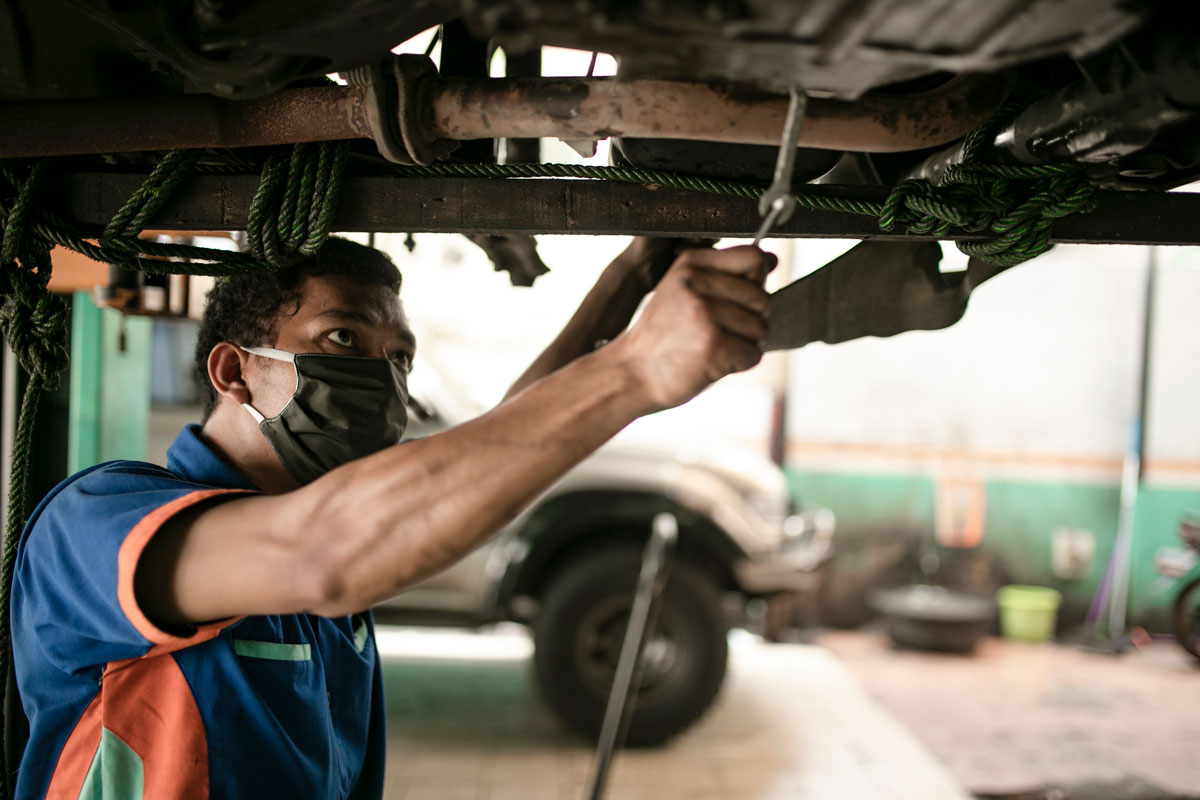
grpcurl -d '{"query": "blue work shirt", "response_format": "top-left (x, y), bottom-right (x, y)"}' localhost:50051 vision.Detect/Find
top-left (11, 424), bottom-right (387, 799)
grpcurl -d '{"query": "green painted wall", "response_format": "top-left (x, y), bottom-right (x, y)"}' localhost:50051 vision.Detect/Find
top-left (1129, 488), bottom-right (1200, 628)
top-left (787, 468), bottom-right (1199, 632)
top-left (68, 292), bottom-right (151, 472)
top-left (979, 481), bottom-right (1120, 602)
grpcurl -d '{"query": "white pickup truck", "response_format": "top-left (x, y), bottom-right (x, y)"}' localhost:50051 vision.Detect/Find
top-left (375, 368), bottom-right (834, 745)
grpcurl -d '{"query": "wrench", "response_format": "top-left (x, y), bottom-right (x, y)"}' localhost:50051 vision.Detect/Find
top-left (753, 87), bottom-right (809, 247)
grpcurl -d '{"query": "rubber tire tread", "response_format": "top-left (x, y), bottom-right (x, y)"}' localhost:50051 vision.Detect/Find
top-left (533, 547), bottom-right (728, 747)
top-left (1173, 575), bottom-right (1200, 661)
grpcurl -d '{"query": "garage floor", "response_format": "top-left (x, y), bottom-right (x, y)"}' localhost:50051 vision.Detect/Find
top-left (376, 628), bottom-right (970, 800)
top-left (820, 631), bottom-right (1200, 799)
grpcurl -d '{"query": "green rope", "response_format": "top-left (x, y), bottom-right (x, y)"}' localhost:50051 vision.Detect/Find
top-left (247, 141), bottom-right (349, 269)
top-left (0, 144), bottom-right (350, 279)
top-left (0, 161), bottom-right (69, 796)
top-left (388, 148), bottom-right (1095, 268)
top-left (391, 161), bottom-right (889, 218)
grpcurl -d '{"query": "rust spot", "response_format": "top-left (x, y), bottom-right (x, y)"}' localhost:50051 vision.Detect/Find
top-left (709, 81), bottom-right (788, 106)
top-left (871, 106), bottom-right (901, 134)
top-left (521, 82), bottom-right (590, 121)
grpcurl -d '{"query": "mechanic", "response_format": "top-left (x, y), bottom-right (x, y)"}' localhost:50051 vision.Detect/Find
top-left (10, 235), bottom-right (772, 799)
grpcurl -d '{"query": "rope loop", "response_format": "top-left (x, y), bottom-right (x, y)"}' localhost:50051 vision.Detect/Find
top-left (0, 262), bottom-right (69, 387)
top-left (101, 149), bottom-right (202, 252)
top-left (879, 152), bottom-right (1096, 266)
top-left (1, 162), bottom-right (48, 266)
top-left (0, 163), bottom-right (69, 390)
top-left (248, 141), bottom-right (349, 269)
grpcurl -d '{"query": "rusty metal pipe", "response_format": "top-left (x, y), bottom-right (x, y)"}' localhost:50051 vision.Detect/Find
top-left (430, 74), bottom-right (1010, 153)
top-left (0, 74), bottom-right (1006, 159)
top-left (0, 86), bottom-right (373, 158)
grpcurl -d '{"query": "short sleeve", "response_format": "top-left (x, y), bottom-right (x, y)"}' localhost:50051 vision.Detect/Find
top-left (13, 461), bottom-right (251, 673)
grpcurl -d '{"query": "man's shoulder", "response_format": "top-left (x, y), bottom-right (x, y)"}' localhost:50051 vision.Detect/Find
top-left (39, 459), bottom-right (192, 507)
top-left (23, 459), bottom-right (209, 543)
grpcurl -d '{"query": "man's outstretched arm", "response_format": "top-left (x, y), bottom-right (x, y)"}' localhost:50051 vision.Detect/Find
top-left (137, 246), bottom-right (771, 625)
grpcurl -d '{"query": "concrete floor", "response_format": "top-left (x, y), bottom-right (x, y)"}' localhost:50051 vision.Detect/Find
top-left (376, 627), bottom-right (970, 800)
top-left (820, 631), bottom-right (1200, 799)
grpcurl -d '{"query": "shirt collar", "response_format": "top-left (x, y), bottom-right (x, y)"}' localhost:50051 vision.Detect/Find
top-left (166, 424), bottom-right (260, 491)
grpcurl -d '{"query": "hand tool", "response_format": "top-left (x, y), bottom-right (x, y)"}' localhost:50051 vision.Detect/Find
top-left (752, 87), bottom-right (808, 247)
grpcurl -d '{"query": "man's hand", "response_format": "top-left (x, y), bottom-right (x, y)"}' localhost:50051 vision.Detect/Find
top-left (611, 245), bottom-right (773, 412)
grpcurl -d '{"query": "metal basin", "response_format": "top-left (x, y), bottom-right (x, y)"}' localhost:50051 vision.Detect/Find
top-left (870, 584), bottom-right (996, 653)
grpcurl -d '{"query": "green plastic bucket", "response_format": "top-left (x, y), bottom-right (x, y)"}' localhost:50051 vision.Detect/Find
top-left (996, 585), bottom-right (1061, 642)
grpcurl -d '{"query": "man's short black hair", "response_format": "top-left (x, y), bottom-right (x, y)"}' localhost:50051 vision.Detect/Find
top-left (194, 237), bottom-right (402, 418)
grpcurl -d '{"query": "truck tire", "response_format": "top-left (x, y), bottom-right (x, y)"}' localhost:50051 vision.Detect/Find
top-left (532, 546), bottom-right (728, 746)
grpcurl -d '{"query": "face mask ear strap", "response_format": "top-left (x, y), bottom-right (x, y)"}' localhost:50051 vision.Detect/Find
top-left (241, 345), bottom-right (297, 364)
top-left (242, 403), bottom-right (266, 424)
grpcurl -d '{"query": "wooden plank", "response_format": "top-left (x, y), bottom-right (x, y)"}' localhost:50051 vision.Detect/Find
top-left (49, 173), bottom-right (1200, 246)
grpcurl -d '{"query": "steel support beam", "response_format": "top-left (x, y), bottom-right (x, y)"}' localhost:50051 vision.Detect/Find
top-left (47, 173), bottom-right (1200, 246)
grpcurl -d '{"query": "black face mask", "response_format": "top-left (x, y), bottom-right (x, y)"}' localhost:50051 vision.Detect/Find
top-left (241, 346), bottom-right (409, 486)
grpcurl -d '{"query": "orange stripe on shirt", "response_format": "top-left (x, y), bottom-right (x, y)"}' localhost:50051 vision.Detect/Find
top-left (116, 488), bottom-right (251, 656)
top-left (44, 696), bottom-right (101, 799)
top-left (46, 655), bottom-right (211, 799)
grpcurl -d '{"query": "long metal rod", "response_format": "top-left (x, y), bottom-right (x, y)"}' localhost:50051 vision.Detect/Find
top-left (0, 86), bottom-right (374, 158)
top-left (1106, 245), bottom-right (1158, 638)
top-left (588, 513), bottom-right (677, 800)
top-left (46, 173), bottom-right (1200, 245)
top-left (0, 74), bottom-right (1006, 159)
top-left (430, 74), bottom-right (1006, 153)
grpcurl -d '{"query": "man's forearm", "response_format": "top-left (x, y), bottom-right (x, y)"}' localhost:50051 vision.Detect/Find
top-left (155, 343), bottom-right (650, 622)
top-left (142, 245), bottom-right (768, 628)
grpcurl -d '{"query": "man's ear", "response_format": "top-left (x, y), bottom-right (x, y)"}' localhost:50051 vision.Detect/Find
top-left (207, 343), bottom-right (250, 405)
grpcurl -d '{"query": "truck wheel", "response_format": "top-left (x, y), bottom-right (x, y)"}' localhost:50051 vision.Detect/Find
top-left (1173, 576), bottom-right (1200, 661)
top-left (532, 546), bottom-right (728, 746)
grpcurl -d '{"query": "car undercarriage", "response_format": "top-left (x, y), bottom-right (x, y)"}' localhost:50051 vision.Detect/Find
top-left (2, 0), bottom-right (1197, 349)
top-left (3, 1), bottom-right (1198, 202)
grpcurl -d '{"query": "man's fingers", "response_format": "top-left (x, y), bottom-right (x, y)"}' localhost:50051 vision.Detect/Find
top-left (681, 245), bottom-right (774, 281)
top-left (704, 298), bottom-right (769, 345)
top-left (686, 269), bottom-right (770, 315)
top-left (711, 336), bottom-right (764, 378)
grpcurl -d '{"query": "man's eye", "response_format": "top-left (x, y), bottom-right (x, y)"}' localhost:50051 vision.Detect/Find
top-left (327, 329), bottom-right (356, 347)
top-left (391, 352), bottom-right (413, 371)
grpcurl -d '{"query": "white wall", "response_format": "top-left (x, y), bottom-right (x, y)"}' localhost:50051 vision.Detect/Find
top-left (785, 241), bottom-right (1200, 479)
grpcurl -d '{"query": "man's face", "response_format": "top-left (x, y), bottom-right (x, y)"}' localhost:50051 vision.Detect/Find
top-left (244, 273), bottom-right (415, 419)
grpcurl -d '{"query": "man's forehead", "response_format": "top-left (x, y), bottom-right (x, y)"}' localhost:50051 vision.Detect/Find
top-left (289, 274), bottom-right (412, 340)
top-left (297, 275), bottom-right (402, 317)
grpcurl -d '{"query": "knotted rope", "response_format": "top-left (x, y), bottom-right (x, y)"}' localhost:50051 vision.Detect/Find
top-left (247, 141), bottom-right (349, 269)
top-left (0, 161), bottom-right (70, 797)
top-left (878, 103), bottom-right (1096, 266)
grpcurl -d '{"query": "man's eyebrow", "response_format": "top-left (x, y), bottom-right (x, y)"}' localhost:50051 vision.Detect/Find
top-left (316, 307), bottom-right (416, 349)
top-left (316, 308), bottom-right (377, 326)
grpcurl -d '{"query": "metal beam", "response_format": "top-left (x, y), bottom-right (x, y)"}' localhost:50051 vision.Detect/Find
top-left (49, 173), bottom-right (1200, 245)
